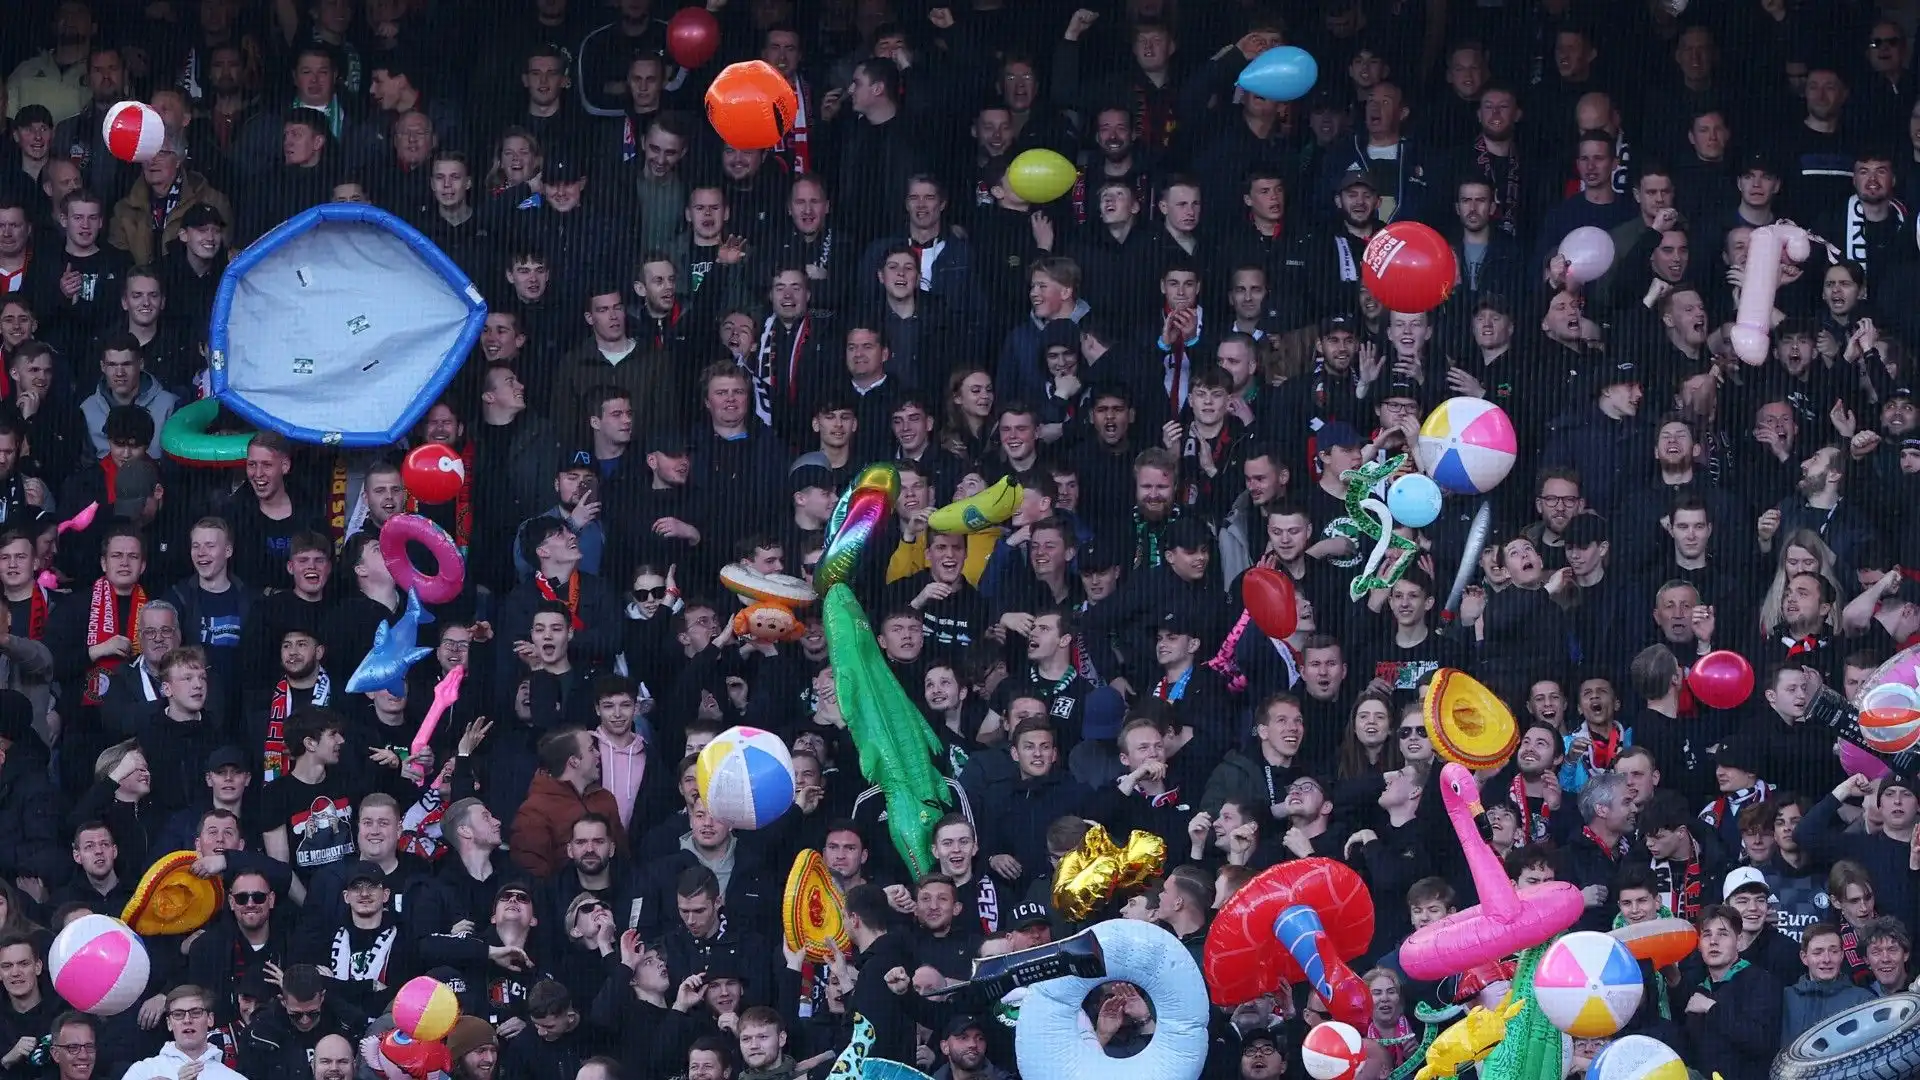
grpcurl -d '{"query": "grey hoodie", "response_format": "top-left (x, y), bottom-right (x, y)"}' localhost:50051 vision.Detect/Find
top-left (1781, 974), bottom-right (1873, 1046)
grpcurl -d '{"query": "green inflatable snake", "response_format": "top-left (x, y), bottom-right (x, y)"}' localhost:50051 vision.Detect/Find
top-left (823, 582), bottom-right (949, 879)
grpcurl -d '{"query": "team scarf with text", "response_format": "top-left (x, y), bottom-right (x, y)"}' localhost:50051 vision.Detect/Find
top-left (82, 577), bottom-right (144, 705)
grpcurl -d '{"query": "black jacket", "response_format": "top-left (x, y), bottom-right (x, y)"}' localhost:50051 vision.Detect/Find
top-left (1682, 961), bottom-right (1782, 1080)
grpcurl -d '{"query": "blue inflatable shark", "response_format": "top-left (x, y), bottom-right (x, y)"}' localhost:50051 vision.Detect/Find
top-left (346, 587), bottom-right (434, 696)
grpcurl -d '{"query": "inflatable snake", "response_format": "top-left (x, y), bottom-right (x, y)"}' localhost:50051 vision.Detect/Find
top-left (823, 582), bottom-right (949, 879)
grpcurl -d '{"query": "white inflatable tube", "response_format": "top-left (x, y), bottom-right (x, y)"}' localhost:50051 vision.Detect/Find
top-left (1730, 224), bottom-right (1810, 365)
top-left (1014, 920), bottom-right (1210, 1080)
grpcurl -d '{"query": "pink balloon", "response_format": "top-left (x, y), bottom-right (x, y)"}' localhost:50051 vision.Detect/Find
top-left (1558, 226), bottom-right (1616, 285)
top-left (1839, 741), bottom-right (1891, 781)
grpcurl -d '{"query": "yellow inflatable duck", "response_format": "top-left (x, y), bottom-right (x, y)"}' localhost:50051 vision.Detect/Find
top-left (1414, 997), bottom-right (1524, 1080)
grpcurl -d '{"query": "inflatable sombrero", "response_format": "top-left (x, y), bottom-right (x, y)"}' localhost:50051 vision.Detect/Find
top-left (1422, 668), bottom-right (1519, 769)
top-left (123, 850), bottom-right (224, 936)
top-left (783, 849), bottom-right (850, 961)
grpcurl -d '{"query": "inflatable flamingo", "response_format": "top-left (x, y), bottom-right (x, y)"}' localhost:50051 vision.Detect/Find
top-left (1400, 763), bottom-right (1584, 980)
top-left (1729, 223), bottom-right (1811, 365)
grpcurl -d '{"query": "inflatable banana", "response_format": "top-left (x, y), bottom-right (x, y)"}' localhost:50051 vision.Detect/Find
top-left (929, 477), bottom-right (1022, 534)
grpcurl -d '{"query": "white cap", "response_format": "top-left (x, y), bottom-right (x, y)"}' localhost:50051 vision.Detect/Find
top-left (1723, 866), bottom-right (1769, 900)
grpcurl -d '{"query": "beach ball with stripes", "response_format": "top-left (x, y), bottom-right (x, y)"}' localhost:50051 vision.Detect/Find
top-left (1300, 1020), bottom-right (1365, 1080)
top-left (1586, 1034), bottom-right (1688, 1080)
top-left (1860, 682), bottom-right (1920, 753)
top-left (1533, 931), bottom-right (1643, 1038)
top-left (49, 914), bottom-right (149, 1016)
top-left (1417, 397), bottom-right (1517, 495)
top-left (103, 101), bottom-right (167, 163)
top-left (696, 726), bottom-right (796, 829)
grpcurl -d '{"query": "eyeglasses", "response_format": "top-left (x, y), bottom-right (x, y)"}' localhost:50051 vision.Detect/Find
top-left (441, 639), bottom-right (473, 652)
top-left (1398, 726), bottom-right (1428, 738)
top-left (1872, 36), bottom-right (1904, 47)
top-left (1242, 1044), bottom-right (1279, 1058)
top-left (1537, 495), bottom-right (1582, 507)
top-left (52, 1044), bottom-right (95, 1055)
top-left (167, 1007), bottom-right (209, 1021)
top-left (231, 891), bottom-right (271, 906)
top-left (635, 586), bottom-right (668, 600)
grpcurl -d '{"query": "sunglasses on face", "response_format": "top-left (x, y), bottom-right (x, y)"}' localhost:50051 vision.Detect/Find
top-left (635, 585), bottom-right (668, 600)
top-left (1398, 726), bottom-right (1428, 738)
top-left (231, 891), bottom-right (271, 906)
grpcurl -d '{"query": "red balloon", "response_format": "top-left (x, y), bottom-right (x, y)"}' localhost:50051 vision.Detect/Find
top-left (1242, 568), bottom-right (1298, 641)
top-left (1689, 649), bottom-right (1755, 710)
top-left (1360, 221), bottom-right (1459, 314)
top-left (402, 444), bottom-right (465, 505)
top-left (380, 1030), bottom-right (451, 1080)
top-left (667, 7), bottom-right (721, 69)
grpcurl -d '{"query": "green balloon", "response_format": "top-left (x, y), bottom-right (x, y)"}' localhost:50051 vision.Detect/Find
top-left (1007, 149), bottom-right (1076, 205)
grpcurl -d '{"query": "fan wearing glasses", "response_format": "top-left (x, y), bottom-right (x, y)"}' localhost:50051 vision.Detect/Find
top-left (234, 963), bottom-right (367, 1080)
top-left (122, 985), bottom-right (246, 1080)
top-left (185, 871), bottom-right (287, 1025)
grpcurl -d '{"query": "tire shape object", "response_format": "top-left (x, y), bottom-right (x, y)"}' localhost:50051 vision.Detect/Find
top-left (1015, 919), bottom-right (1209, 1080)
top-left (1772, 993), bottom-right (1920, 1080)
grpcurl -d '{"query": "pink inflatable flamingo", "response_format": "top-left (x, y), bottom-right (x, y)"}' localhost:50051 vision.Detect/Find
top-left (1400, 763), bottom-right (1584, 980)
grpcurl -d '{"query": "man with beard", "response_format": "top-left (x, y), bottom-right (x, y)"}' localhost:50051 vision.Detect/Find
top-left (447, 1015), bottom-right (500, 1080)
top-left (1762, 445), bottom-right (1878, 577)
top-left (1756, 572), bottom-right (1841, 683)
top-left (310, 1034), bottom-right (354, 1080)
top-left (1815, 151), bottom-right (1913, 275)
top-left (547, 814), bottom-right (644, 933)
top-left (188, 871), bottom-right (289, 1024)
top-left (908, 876), bottom-right (979, 981)
top-left (239, 627), bottom-right (330, 786)
top-left (1298, 168), bottom-right (1384, 319)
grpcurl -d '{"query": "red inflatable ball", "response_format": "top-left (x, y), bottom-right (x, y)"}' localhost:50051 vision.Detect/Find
top-left (705, 60), bottom-right (799, 151)
top-left (402, 443), bottom-right (466, 505)
top-left (1689, 650), bottom-right (1755, 710)
top-left (1205, 858), bottom-right (1374, 1027)
top-left (1242, 568), bottom-right (1298, 641)
top-left (667, 7), bottom-right (721, 69)
top-left (1360, 221), bottom-right (1459, 314)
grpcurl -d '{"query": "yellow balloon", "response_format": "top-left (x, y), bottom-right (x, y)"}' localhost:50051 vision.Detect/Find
top-left (1007, 149), bottom-right (1076, 205)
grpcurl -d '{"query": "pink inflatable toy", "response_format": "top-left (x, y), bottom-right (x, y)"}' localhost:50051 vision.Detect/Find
top-left (380, 513), bottom-right (465, 604)
top-left (1400, 763), bottom-right (1584, 980)
top-left (1729, 224), bottom-right (1811, 365)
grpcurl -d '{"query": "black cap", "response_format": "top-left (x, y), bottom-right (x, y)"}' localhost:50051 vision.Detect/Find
top-left (1338, 166), bottom-right (1377, 192)
top-left (1159, 610), bottom-right (1201, 638)
top-left (1078, 536), bottom-right (1120, 573)
top-left (1378, 378), bottom-right (1422, 404)
top-left (943, 1014), bottom-right (988, 1039)
top-left (1737, 150), bottom-right (1778, 177)
top-left (1307, 87), bottom-right (1344, 114)
top-left (494, 877), bottom-right (536, 902)
top-left (703, 952), bottom-right (747, 982)
top-left (645, 429), bottom-right (694, 457)
top-left (1561, 514), bottom-right (1610, 548)
top-left (344, 861), bottom-right (386, 887)
top-left (1319, 313), bottom-right (1359, 336)
top-left (1040, 318), bottom-right (1080, 352)
top-left (180, 203), bottom-right (227, 230)
top-left (204, 745), bottom-right (249, 772)
top-left (1712, 736), bottom-right (1762, 776)
top-left (1592, 358), bottom-right (1641, 394)
top-left (789, 463), bottom-right (835, 496)
top-left (545, 153), bottom-right (587, 184)
top-left (559, 449), bottom-right (594, 473)
top-left (1007, 901), bottom-right (1049, 928)
top-left (11, 105), bottom-right (52, 129)
top-left (1886, 385), bottom-right (1916, 403)
top-left (1884, 772), bottom-right (1917, 798)
top-left (1165, 516), bottom-right (1212, 552)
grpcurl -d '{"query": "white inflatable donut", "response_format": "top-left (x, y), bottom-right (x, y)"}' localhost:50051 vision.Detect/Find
top-left (1014, 920), bottom-right (1210, 1080)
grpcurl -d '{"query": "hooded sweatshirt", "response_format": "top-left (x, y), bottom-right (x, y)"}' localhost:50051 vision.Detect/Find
top-left (124, 1041), bottom-right (248, 1080)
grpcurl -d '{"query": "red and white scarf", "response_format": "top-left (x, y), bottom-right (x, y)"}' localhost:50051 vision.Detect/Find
top-left (536, 572), bottom-right (584, 630)
top-left (264, 670), bottom-right (330, 783)
top-left (776, 76), bottom-right (812, 174)
top-left (82, 576), bottom-right (145, 705)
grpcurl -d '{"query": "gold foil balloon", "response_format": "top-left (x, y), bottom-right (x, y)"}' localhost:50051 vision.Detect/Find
top-left (1050, 825), bottom-right (1167, 920)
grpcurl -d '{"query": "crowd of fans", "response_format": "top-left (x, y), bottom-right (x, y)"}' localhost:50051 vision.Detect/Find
top-left (3, 0), bottom-right (1920, 1077)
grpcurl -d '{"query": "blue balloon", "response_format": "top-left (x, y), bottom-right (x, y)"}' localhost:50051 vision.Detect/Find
top-left (346, 588), bottom-right (434, 696)
top-left (1236, 46), bottom-right (1318, 103)
top-left (1387, 473), bottom-right (1443, 529)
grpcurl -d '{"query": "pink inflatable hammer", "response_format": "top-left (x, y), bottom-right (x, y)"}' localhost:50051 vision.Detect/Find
top-left (1730, 224), bottom-right (1811, 365)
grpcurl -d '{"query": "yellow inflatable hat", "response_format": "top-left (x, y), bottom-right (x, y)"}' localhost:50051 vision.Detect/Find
top-left (1423, 668), bottom-right (1519, 769)
top-left (123, 851), bottom-right (224, 936)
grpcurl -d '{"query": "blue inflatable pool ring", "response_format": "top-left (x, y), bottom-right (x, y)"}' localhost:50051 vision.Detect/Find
top-left (209, 203), bottom-right (486, 447)
top-left (1014, 920), bottom-right (1209, 1080)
